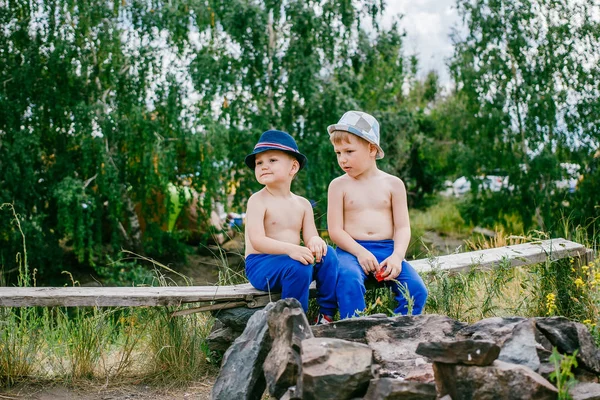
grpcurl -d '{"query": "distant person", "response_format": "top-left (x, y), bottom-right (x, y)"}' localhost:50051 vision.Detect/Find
top-left (326, 111), bottom-right (428, 319)
top-left (244, 130), bottom-right (338, 324)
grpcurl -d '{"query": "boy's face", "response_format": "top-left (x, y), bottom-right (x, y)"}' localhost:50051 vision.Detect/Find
top-left (333, 134), bottom-right (377, 176)
top-left (254, 150), bottom-right (299, 185)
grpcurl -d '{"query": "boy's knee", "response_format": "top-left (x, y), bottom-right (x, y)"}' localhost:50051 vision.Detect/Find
top-left (285, 263), bottom-right (312, 283)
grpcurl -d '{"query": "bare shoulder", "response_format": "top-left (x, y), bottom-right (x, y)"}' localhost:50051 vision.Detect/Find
top-left (328, 174), bottom-right (351, 191)
top-left (291, 193), bottom-right (312, 214)
top-left (380, 171), bottom-right (406, 191)
top-left (247, 189), bottom-right (268, 207)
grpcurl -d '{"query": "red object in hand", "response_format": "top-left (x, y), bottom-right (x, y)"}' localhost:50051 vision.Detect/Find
top-left (375, 268), bottom-right (386, 282)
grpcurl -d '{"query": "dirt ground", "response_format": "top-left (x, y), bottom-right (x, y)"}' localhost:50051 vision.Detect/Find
top-left (0, 378), bottom-right (215, 400)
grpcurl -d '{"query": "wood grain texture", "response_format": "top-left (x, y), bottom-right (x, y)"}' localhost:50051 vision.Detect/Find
top-left (0, 238), bottom-right (588, 307)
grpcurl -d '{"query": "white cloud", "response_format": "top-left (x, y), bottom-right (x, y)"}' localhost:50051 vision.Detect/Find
top-left (381, 0), bottom-right (464, 84)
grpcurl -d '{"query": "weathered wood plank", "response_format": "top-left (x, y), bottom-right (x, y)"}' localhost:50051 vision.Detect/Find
top-left (0, 238), bottom-right (588, 307)
top-left (412, 237), bottom-right (587, 273)
top-left (0, 283), bottom-right (263, 307)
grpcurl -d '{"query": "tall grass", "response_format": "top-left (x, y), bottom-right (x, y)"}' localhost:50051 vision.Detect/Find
top-left (1, 203), bottom-right (215, 387)
top-left (2, 201), bottom-right (599, 388)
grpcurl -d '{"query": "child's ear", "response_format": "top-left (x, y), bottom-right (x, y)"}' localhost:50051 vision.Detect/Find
top-left (369, 143), bottom-right (378, 157)
top-left (290, 159), bottom-right (300, 175)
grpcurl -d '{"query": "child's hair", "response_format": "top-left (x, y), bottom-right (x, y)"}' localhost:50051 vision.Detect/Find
top-left (330, 130), bottom-right (353, 145)
top-left (330, 129), bottom-right (371, 147)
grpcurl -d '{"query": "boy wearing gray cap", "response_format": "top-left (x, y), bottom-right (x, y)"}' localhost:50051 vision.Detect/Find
top-left (327, 111), bottom-right (428, 319)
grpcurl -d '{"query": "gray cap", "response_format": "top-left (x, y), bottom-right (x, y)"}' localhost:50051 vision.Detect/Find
top-left (327, 111), bottom-right (384, 159)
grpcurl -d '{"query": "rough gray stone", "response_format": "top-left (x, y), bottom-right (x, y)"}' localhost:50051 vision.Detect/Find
top-left (456, 316), bottom-right (528, 344)
top-left (206, 321), bottom-right (238, 353)
top-left (212, 306), bottom-right (262, 331)
top-left (263, 298), bottom-right (313, 399)
top-left (302, 337), bottom-right (373, 400)
top-left (311, 313), bottom-right (394, 343)
top-left (498, 319), bottom-right (541, 371)
top-left (364, 314), bottom-right (465, 374)
top-left (363, 378), bottom-right (437, 400)
top-left (416, 340), bottom-right (500, 366)
top-left (570, 382), bottom-right (600, 400)
top-left (536, 317), bottom-right (600, 374)
top-left (211, 303), bottom-right (274, 400)
top-left (433, 360), bottom-right (558, 400)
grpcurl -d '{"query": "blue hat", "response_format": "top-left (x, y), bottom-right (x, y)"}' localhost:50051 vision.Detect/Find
top-left (245, 130), bottom-right (307, 170)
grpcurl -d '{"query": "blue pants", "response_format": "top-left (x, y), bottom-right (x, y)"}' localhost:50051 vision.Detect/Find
top-left (245, 246), bottom-right (338, 315)
top-left (336, 240), bottom-right (428, 319)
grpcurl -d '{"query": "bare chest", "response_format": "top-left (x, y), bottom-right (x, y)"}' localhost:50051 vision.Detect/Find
top-left (263, 202), bottom-right (304, 230)
top-left (343, 188), bottom-right (391, 212)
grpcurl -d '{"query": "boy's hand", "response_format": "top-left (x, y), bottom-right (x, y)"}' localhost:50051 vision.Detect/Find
top-left (379, 253), bottom-right (403, 280)
top-left (306, 236), bottom-right (328, 263)
top-left (357, 249), bottom-right (379, 275)
top-left (289, 245), bottom-right (315, 265)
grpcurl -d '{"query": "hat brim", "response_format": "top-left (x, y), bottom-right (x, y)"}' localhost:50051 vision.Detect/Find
top-left (245, 147), bottom-right (307, 170)
top-left (327, 124), bottom-right (384, 159)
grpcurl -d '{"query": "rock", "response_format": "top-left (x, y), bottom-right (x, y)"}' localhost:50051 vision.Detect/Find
top-left (313, 314), bottom-right (464, 381)
top-left (456, 316), bottom-right (527, 344)
top-left (433, 360), bottom-right (558, 400)
top-left (301, 337), bottom-right (373, 400)
top-left (498, 319), bottom-right (541, 371)
top-left (279, 386), bottom-right (301, 400)
top-left (416, 340), bottom-right (500, 366)
top-left (206, 322), bottom-right (238, 353)
top-left (536, 317), bottom-right (600, 374)
top-left (212, 307), bottom-right (263, 332)
top-left (363, 378), bottom-right (437, 400)
top-left (263, 298), bottom-right (313, 399)
top-left (211, 303), bottom-right (274, 400)
top-left (570, 382), bottom-right (600, 400)
top-left (311, 313), bottom-right (392, 343)
top-left (365, 315), bottom-right (465, 374)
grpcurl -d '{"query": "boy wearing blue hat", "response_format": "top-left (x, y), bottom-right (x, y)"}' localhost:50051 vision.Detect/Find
top-left (326, 111), bottom-right (428, 319)
top-left (244, 130), bottom-right (338, 324)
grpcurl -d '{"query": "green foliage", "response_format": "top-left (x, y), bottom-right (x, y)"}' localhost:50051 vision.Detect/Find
top-left (2, 0), bottom-right (454, 280)
top-left (411, 199), bottom-right (469, 236)
top-left (58, 308), bottom-right (112, 380)
top-left (0, 307), bottom-right (43, 387)
top-left (146, 308), bottom-right (213, 385)
top-left (451, 0), bottom-right (600, 233)
top-left (549, 347), bottom-right (578, 400)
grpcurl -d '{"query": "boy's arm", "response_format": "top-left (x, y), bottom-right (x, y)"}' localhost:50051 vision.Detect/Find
top-left (380, 177), bottom-right (411, 280)
top-left (300, 197), bottom-right (327, 262)
top-left (327, 179), bottom-right (379, 273)
top-left (391, 177), bottom-right (411, 259)
top-left (246, 195), bottom-right (313, 265)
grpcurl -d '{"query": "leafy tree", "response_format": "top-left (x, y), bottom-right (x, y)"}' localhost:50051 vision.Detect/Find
top-left (3, 0), bottom-right (434, 282)
top-left (450, 0), bottom-right (600, 231)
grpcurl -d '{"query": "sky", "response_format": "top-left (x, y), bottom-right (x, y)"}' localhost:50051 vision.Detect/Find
top-left (381, 0), bottom-right (463, 85)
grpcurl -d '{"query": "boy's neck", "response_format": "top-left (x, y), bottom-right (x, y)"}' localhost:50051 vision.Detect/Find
top-left (352, 162), bottom-right (379, 180)
top-left (263, 183), bottom-right (293, 197)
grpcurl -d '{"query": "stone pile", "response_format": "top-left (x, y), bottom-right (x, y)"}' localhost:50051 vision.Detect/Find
top-left (211, 299), bottom-right (600, 400)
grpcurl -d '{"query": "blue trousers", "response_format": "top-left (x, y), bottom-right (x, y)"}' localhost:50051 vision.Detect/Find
top-left (336, 240), bottom-right (428, 319)
top-left (245, 246), bottom-right (338, 315)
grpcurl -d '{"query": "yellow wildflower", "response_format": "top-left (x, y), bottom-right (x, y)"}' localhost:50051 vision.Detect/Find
top-left (546, 293), bottom-right (557, 316)
top-left (574, 278), bottom-right (584, 288)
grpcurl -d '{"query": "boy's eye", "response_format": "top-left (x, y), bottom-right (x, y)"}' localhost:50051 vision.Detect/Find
top-left (335, 152), bottom-right (341, 155)
top-left (256, 161), bottom-right (262, 166)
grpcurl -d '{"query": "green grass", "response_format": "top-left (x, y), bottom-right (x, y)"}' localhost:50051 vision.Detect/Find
top-left (410, 198), bottom-right (469, 236)
top-left (2, 200), bottom-right (599, 388)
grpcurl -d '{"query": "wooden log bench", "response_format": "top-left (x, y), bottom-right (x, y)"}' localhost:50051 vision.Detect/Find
top-left (0, 238), bottom-right (593, 315)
